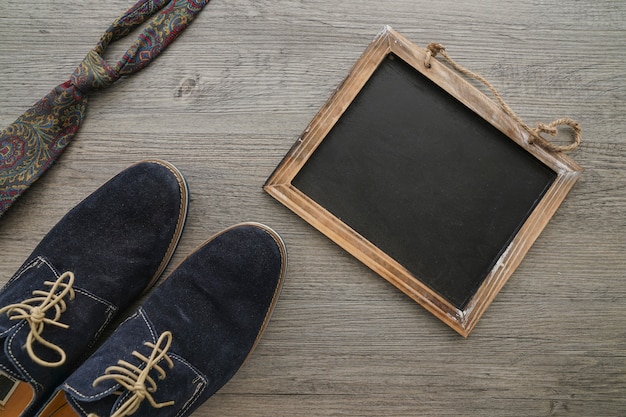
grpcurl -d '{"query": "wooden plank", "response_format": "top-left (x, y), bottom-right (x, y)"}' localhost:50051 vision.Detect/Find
top-left (0, 0), bottom-right (624, 415)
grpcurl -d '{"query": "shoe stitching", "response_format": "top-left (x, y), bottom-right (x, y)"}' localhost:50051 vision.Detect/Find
top-left (0, 260), bottom-right (119, 395)
top-left (113, 353), bottom-right (209, 417)
top-left (65, 314), bottom-right (208, 416)
top-left (1, 256), bottom-right (52, 292)
top-left (116, 310), bottom-right (140, 331)
top-left (1, 257), bottom-right (61, 342)
top-left (92, 331), bottom-right (176, 417)
top-left (84, 337), bottom-right (209, 417)
top-left (137, 308), bottom-right (158, 345)
top-left (0, 262), bottom-right (117, 386)
top-left (1, 257), bottom-right (117, 341)
top-left (89, 306), bottom-right (116, 349)
top-left (175, 379), bottom-right (206, 417)
top-left (109, 315), bottom-right (209, 417)
top-left (71, 287), bottom-right (118, 348)
top-left (59, 224), bottom-right (284, 416)
top-left (68, 396), bottom-right (90, 417)
top-left (72, 287), bottom-right (116, 311)
top-left (5, 258), bottom-right (61, 394)
top-left (63, 377), bottom-right (119, 401)
top-left (170, 354), bottom-right (207, 417)
top-left (0, 271), bottom-right (76, 367)
top-left (0, 257), bottom-right (49, 328)
top-left (62, 309), bottom-right (155, 402)
top-left (6, 321), bottom-right (43, 394)
top-left (0, 363), bottom-right (20, 381)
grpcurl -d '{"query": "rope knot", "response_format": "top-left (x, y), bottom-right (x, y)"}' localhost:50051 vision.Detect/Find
top-left (132, 384), bottom-right (148, 399)
top-left (70, 49), bottom-right (120, 94)
top-left (29, 307), bottom-right (46, 324)
top-left (425, 43), bottom-right (446, 68)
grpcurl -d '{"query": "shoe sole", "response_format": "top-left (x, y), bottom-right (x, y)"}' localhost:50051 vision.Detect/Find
top-left (240, 222), bottom-right (287, 362)
top-left (138, 159), bottom-right (190, 293)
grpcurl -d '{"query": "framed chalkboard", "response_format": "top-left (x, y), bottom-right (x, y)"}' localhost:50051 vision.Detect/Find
top-left (264, 26), bottom-right (583, 336)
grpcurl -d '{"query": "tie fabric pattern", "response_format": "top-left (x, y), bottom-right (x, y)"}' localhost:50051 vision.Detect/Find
top-left (0, 0), bottom-right (209, 216)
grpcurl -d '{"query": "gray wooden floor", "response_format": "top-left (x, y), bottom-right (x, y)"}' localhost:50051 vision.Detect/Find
top-left (1, 0), bottom-right (624, 416)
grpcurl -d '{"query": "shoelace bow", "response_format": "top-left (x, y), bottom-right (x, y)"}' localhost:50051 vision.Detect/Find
top-left (89, 331), bottom-right (175, 417)
top-left (0, 271), bottom-right (75, 367)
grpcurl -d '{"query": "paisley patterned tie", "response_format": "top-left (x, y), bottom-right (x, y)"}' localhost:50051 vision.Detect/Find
top-left (0, 0), bottom-right (209, 216)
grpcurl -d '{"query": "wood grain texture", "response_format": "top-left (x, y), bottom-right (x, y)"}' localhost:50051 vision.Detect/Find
top-left (1, 0), bottom-right (624, 415)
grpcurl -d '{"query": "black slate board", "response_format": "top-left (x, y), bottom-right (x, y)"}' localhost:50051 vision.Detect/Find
top-left (292, 54), bottom-right (557, 309)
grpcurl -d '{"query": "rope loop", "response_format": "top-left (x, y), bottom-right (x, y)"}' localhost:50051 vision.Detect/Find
top-left (424, 43), bottom-right (581, 152)
top-left (529, 118), bottom-right (582, 153)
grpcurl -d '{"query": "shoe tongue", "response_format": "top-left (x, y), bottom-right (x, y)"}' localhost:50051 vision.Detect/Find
top-left (59, 312), bottom-right (152, 417)
top-left (0, 256), bottom-right (119, 399)
top-left (62, 309), bottom-right (210, 417)
top-left (0, 257), bottom-right (60, 387)
top-left (63, 310), bottom-right (154, 400)
top-left (0, 257), bottom-right (57, 333)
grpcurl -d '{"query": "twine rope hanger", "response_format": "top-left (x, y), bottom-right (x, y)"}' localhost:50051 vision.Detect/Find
top-left (424, 43), bottom-right (582, 153)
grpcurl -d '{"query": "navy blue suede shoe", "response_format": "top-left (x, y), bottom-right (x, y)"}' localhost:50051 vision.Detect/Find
top-left (37, 222), bottom-right (287, 417)
top-left (0, 160), bottom-right (189, 417)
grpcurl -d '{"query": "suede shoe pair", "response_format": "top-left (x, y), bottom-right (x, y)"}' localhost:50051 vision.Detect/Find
top-left (0, 161), bottom-right (287, 417)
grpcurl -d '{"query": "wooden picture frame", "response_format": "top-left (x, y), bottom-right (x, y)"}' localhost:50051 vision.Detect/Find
top-left (264, 26), bottom-right (583, 336)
